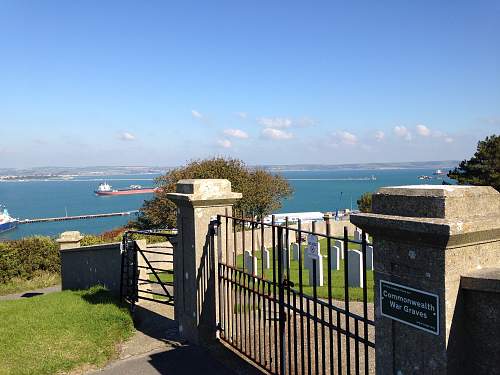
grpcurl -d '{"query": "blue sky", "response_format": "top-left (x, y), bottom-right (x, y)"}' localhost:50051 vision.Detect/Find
top-left (1, 0), bottom-right (499, 167)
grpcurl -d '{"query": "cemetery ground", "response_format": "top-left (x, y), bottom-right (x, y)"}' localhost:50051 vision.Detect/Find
top-left (234, 237), bottom-right (374, 302)
top-left (0, 286), bottom-right (134, 375)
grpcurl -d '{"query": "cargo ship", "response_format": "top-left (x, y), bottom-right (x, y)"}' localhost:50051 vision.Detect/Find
top-left (0, 206), bottom-right (18, 233)
top-left (95, 182), bottom-right (158, 196)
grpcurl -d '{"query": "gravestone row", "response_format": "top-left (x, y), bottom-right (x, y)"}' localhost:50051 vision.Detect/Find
top-left (239, 233), bottom-right (373, 288)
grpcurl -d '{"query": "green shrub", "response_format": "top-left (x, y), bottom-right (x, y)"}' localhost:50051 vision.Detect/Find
top-left (0, 236), bottom-right (59, 284)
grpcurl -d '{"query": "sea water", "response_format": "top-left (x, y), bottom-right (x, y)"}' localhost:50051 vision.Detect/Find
top-left (0, 169), bottom-right (450, 240)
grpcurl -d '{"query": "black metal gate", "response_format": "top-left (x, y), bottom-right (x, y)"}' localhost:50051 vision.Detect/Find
top-left (120, 230), bottom-right (175, 310)
top-left (215, 215), bottom-right (375, 374)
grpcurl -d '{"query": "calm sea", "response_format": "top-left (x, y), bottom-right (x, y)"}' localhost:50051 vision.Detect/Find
top-left (0, 169), bottom-right (451, 240)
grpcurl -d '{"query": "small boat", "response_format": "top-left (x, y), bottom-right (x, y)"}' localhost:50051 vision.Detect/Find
top-left (0, 205), bottom-right (18, 233)
top-left (95, 182), bottom-right (158, 196)
top-left (433, 169), bottom-right (446, 175)
top-left (418, 175), bottom-right (432, 180)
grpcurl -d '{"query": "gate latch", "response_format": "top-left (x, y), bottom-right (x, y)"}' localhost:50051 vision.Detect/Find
top-left (283, 278), bottom-right (294, 289)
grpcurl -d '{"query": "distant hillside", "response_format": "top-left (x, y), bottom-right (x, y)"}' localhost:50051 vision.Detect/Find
top-left (259, 160), bottom-right (459, 172)
top-left (0, 160), bottom-right (459, 177)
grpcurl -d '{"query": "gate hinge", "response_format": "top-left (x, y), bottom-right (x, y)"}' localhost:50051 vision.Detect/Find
top-left (216, 322), bottom-right (224, 332)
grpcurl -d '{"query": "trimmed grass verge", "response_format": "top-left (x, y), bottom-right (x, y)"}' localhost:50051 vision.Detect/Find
top-left (0, 272), bottom-right (60, 296)
top-left (0, 286), bottom-right (134, 375)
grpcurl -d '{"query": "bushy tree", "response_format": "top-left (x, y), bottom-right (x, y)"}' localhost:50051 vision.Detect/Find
top-left (448, 135), bottom-right (499, 191)
top-left (132, 157), bottom-right (293, 229)
top-left (357, 192), bottom-right (372, 213)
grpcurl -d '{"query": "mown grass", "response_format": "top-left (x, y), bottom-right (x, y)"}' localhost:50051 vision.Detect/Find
top-left (233, 238), bottom-right (374, 302)
top-left (0, 272), bottom-right (60, 296)
top-left (0, 286), bottom-right (134, 375)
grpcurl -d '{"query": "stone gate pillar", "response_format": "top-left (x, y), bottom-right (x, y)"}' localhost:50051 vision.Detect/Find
top-left (168, 179), bottom-right (241, 346)
top-left (350, 185), bottom-right (500, 374)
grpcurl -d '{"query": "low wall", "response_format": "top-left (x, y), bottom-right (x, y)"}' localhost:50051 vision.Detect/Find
top-left (232, 219), bottom-right (358, 251)
top-left (60, 242), bottom-right (121, 295)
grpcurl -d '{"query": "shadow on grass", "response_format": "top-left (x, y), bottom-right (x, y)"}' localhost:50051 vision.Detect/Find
top-left (80, 285), bottom-right (124, 306)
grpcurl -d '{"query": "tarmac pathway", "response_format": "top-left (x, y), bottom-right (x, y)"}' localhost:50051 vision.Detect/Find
top-left (0, 285), bottom-right (61, 301)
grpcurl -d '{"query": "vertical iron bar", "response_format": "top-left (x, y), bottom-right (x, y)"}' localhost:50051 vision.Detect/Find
top-left (285, 218), bottom-right (292, 375)
top-left (312, 258), bottom-right (319, 375)
top-left (326, 218), bottom-right (334, 373)
top-left (362, 230), bottom-right (369, 375)
top-left (261, 218), bottom-right (266, 368)
top-left (251, 222), bottom-right (257, 361)
top-left (233, 216), bottom-right (237, 268)
top-left (343, 226), bottom-right (351, 373)
top-left (119, 234), bottom-right (126, 302)
top-left (298, 219), bottom-right (305, 375)
top-left (277, 226), bottom-right (286, 375)
top-left (337, 310), bottom-right (342, 374)
top-left (355, 319), bottom-right (360, 375)
top-left (225, 209), bottom-right (229, 265)
top-left (242, 213), bottom-right (246, 273)
top-left (321, 304), bottom-right (326, 375)
top-left (272, 216), bottom-right (278, 375)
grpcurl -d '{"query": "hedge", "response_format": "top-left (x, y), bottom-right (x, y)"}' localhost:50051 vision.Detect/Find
top-left (0, 228), bottom-right (172, 284)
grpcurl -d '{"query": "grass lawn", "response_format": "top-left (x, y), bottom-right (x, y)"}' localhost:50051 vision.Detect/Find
top-left (233, 238), bottom-right (374, 302)
top-left (0, 286), bottom-right (134, 375)
top-left (0, 273), bottom-right (60, 296)
top-left (149, 271), bottom-right (174, 284)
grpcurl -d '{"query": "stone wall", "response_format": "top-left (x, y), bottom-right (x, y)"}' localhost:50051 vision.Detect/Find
top-left (60, 242), bottom-right (122, 295)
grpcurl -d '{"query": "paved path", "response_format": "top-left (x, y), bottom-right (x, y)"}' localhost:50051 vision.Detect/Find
top-left (90, 345), bottom-right (236, 375)
top-left (89, 301), bottom-right (262, 375)
top-left (0, 285), bottom-right (61, 301)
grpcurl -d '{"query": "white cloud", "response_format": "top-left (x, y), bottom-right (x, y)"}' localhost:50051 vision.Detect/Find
top-left (295, 117), bottom-right (317, 127)
top-left (416, 124), bottom-right (431, 136)
top-left (118, 132), bottom-right (136, 141)
top-left (375, 131), bottom-right (385, 141)
top-left (393, 126), bottom-right (412, 141)
top-left (444, 137), bottom-right (454, 143)
top-left (217, 139), bottom-right (232, 148)
top-left (258, 117), bottom-right (292, 128)
top-left (223, 129), bottom-right (249, 139)
top-left (235, 112), bottom-right (247, 119)
top-left (334, 131), bottom-right (358, 145)
top-left (261, 128), bottom-right (293, 140)
top-left (191, 110), bottom-right (203, 119)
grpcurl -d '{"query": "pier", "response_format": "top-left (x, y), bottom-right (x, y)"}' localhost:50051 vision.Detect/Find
top-left (20, 210), bottom-right (139, 224)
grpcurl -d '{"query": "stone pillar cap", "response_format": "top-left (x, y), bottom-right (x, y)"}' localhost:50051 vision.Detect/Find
top-left (373, 185), bottom-right (499, 219)
top-left (56, 231), bottom-right (83, 242)
top-left (167, 179), bottom-right (242, 206)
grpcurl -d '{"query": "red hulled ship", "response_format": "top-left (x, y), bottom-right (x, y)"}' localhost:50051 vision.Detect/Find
top-left (95, 182), bottom-right (157, 196)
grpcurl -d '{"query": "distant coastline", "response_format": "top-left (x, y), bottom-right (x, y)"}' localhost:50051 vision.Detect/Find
top-left (0, 160), bottom-right (459, 181)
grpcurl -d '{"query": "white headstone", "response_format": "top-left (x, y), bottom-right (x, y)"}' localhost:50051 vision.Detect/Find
top-left (308, 253), bottom-right (324, 286)
top-left (347, 250), bottom-right (363, 288)
top-left (329, 246), bottom-right (340, 270)
top-left (305, 234), bottom-right (320, 269)
top-left (335, 240), bottom-right (344, 259)
top-left (366, 245), bottom-right (373, 271)
top-left (354, 228), bottom-right (362, 242)
top-left (262, 246), bottom-right (270, 269)
top-left (291, 242), bottom-right (300, 261)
